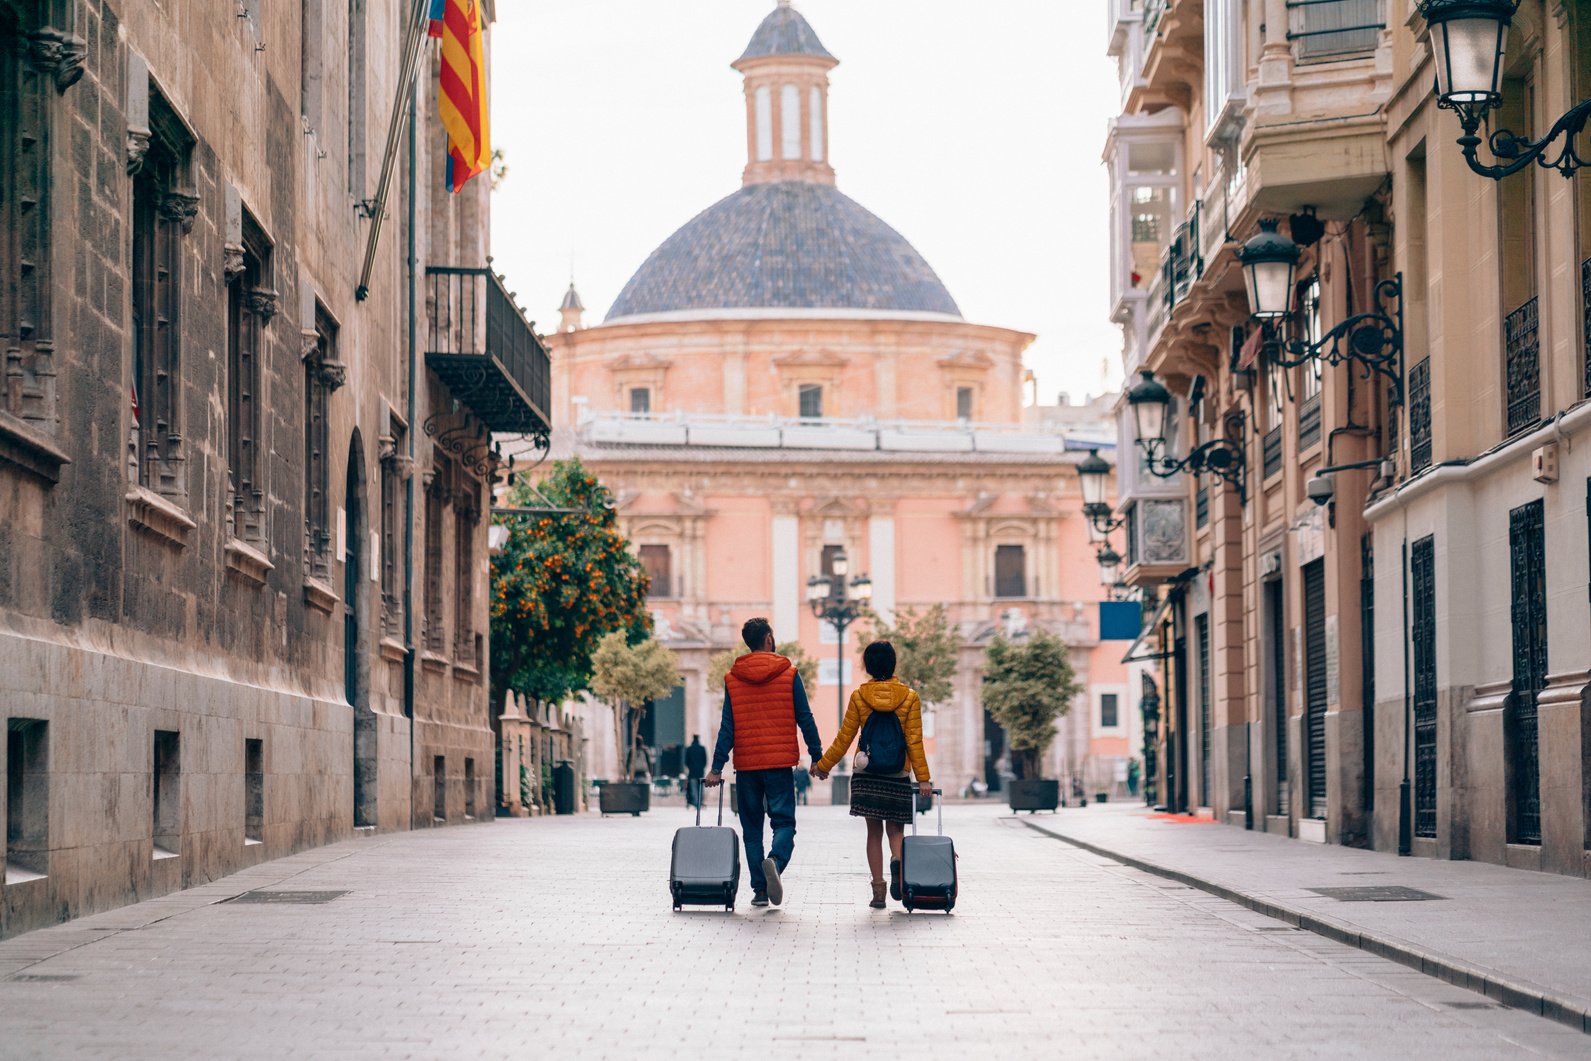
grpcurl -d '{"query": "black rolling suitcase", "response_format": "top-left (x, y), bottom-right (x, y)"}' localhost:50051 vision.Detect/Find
top-left (901, 787), bottom-right (956, 913)
top-left (669, 783), bottom-right (740, 911)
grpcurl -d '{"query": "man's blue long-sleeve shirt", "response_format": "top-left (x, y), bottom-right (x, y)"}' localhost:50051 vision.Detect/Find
top-left (711, 673), bottom-right (823, 772)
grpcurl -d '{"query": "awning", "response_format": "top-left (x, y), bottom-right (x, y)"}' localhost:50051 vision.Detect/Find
top-left (1120, 589), bottom-right (1178, 664)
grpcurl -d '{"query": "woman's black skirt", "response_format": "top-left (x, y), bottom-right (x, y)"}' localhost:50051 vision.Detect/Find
top-left (849, 774), bottom-right (913, 824)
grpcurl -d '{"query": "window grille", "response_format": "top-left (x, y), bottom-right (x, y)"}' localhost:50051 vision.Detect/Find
top-left (1411, 535), bottom-right (1437, 838)
top-left (1505, 296), bottom-right (1541, 437)
top-left (1408, 358), bottom-right (1432, 473)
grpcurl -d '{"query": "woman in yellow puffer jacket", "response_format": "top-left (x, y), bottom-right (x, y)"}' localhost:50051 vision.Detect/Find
top-left (811, 641), bottom-right (932, 909)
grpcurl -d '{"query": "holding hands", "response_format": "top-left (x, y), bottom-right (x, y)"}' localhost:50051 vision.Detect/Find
top-left (809, 763), bottom-right (828, 781)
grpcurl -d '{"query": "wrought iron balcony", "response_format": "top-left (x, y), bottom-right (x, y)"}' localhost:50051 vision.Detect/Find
top-left (1504, 296), bottom-right (1540, 438)
top-left (425, 266), bottom-right (552, 437)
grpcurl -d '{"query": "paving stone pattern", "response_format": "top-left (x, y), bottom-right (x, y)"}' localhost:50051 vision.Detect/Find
top-left (1024, 804), bottom-right (1591, 1029)
top-left (0, 806), bottom-right (1585, 1059)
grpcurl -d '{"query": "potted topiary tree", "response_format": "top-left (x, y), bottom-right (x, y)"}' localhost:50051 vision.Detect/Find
top-left (982, 630), bottom-right (1080, 813)
top-left (590, 631), bottom-right (680, 816)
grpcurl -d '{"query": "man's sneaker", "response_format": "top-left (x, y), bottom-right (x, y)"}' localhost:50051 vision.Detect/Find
top-left (889, 858), bottom-right (902, 902)
top-left (762, 858), bottom-right (784, 906)
top-left (751, 890), bottom-right (770, 907)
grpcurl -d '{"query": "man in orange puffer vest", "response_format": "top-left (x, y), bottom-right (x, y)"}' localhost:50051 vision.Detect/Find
top-left (705, 617), bottom-right (823, 908)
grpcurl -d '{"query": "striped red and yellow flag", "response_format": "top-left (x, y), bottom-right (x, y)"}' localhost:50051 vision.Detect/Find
top-left (438, 0), bottom-right (489, 193)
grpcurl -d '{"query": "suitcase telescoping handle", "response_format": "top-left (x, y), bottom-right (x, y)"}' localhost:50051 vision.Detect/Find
top-left (694, 779), bottom-right (725, 828)
top-left (910, 787), bottom-right (945, 836)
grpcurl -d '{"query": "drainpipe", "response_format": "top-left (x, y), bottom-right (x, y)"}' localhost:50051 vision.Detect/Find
top-left (1399, 535), bottom-right (1412, 856)
top-left (403, 60), bottom-right (419, 832)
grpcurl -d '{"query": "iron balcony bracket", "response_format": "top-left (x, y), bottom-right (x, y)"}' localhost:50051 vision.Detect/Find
top-left (1264, 274), bottom-right (1405, 408)
top-left (1446, 95), bottom-right (1591, 181)
top-left (1142, 411), bottom-right (1248, 505)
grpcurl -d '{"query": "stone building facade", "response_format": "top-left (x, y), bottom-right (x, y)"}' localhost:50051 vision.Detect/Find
top-left (0, 0), bottom-right (549, 938)
top-left (542, 3), bottom-right (1133, 799)
top-left (1103, 0), bottom-right (1591, 878)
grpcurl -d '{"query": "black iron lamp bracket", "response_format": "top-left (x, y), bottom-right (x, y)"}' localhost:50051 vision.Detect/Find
top-left (1263, 274), bottom-right (1405, 407)
top-left (1084, 502), bottom-right (1127, 536)
top-left (1142, 411), bottom-right (1248, 504)
top-left (1445, 94), bottom-right (1591, 180)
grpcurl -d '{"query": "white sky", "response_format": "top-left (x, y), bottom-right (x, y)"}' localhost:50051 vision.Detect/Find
top-left (487, 1), bottom-right (1123, 405)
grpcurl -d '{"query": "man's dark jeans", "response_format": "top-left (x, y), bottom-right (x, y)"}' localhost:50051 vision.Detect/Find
top-left (735, 767), bottom-right (796, 892)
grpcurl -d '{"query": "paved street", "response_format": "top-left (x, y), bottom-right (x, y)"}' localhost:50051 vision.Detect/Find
top-left (1, 804), bottom-right (1586, 1060)
top-left (1023, 803), bottom-right (1591, 1027)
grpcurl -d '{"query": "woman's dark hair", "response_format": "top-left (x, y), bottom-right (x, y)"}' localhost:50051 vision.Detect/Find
top-left (741, 616), bottom-right (773, 651)
top-left (863, 640), bottom-right (896, 680)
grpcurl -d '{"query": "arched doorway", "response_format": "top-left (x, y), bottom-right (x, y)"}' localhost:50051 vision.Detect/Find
top-left (346, 431), bottom-right (377, 828)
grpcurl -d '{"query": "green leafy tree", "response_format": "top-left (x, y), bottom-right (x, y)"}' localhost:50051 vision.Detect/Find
top-left (855, 604), bottom-right (958, 704)
top-left (590, 632), bottom-right (681, 777)
top-left (489, 459), bottom-right (652, 708)
top-left (706, 641), bottom-right (818, 692)
top-left (982, 630), bottom-right (1081, 779)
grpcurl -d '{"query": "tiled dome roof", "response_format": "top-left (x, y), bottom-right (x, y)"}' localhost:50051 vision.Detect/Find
top-left (605, 182), bottom-right (961, 321)
top-left (737, 3), bottom-right (834, 63)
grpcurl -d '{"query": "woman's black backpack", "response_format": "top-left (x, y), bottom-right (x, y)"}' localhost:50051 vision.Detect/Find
top-left (857, 708), bottom-right (908, 775)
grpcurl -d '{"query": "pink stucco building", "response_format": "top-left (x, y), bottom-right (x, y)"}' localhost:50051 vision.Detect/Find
top-left (542, 2), bottom-right (1133, 797)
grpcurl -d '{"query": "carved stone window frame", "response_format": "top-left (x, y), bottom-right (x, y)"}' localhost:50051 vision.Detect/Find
top-left (302, 302), bottom-right (345, 586)
top-left (225, 191), bottom-right (277, 551)
top-left (0, 6), bottom-right (83, 484)
top-left (128, 82), bottom-right (197, 502)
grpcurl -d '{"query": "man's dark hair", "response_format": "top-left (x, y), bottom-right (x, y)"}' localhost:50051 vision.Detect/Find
top-left (741, 616), bottom-right (773, 651)
top-left (863, 640), bottom-right (896, 680)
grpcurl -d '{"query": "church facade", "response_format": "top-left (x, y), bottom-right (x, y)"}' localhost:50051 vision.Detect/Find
top-left (543, 3), bottom-right (1132, 797)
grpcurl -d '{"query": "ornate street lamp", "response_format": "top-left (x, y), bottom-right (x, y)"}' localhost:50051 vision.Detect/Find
top-left (808, 551), bottom-right (872, 729)
top-left (1096, 546), bottom-right (1122, 588)
top-left (1076, 450), bottom-right (1126, 542)
top-left (1236, 219), bottom-right (1301, 321)
top-left (1127, 370), bottom-right (1247, 500)
top-left (1237, 224), bottom-right (1406, 406)
top-left (1418, 1), bottom-right (1591, 179)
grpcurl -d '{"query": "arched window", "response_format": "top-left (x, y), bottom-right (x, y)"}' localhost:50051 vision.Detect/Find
top-left (755, 85), bottom-right (773, 161)
top-left (781, 83), bottom-right (801, 160)
top-left (809, 86), bottom-right (824, 162)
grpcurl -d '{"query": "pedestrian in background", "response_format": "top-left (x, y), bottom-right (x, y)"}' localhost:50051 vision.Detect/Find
top-left (684, 735), bottom-right (707, 809)
top-left (705, 617), bottom-right (824, 908)
top-left (812, 641), bottom-right (932, 909)
top-left (793, 764), bottom-right (810, 806)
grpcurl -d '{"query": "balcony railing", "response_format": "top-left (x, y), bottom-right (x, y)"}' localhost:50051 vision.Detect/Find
top-left (1147, 202), bottom-right (1204, 343)
top-left (1286, 0), bottom-right (1384, 62)
top-left (1143, 0), bottom-right (1166, 39)
top-left (1504, 296), bottom-right (1540, 438)
top-left (425, 266), bottom-right (552, 435)
top-left (1408, 358), bottom-right (1432, 473)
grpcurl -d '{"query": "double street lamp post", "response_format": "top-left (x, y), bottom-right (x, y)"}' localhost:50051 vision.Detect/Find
top-left (806, 552), bottom-right (872, 731)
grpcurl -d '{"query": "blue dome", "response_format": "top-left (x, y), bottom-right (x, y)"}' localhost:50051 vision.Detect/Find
top-left (737, 4), bottom-right (834, 63)
top-left (605, 183), bottom-right (961, 321)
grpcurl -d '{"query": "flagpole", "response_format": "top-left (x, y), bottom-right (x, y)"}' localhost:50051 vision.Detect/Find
top-left (356, 0), bottom-right (431, 301)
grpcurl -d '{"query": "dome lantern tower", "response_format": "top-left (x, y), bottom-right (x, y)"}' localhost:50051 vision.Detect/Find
top-left (733, 1), bottom-right (838, 188)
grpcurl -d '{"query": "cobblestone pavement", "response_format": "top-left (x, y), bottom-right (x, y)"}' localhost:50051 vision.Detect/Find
top-left (1, 804), bottom-right (1586, 1059)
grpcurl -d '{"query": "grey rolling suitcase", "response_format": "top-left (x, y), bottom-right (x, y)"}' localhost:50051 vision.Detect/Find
top-left (901, 787), bottom-right (956, 913)
top-left (669, 783), bottom-right (740, 911)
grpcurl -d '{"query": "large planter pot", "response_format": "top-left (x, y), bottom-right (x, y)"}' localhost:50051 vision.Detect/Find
top-left (1007, 778), bottom-right (1060, 813)
top-left (599, 781), bottom-right (650, 816)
